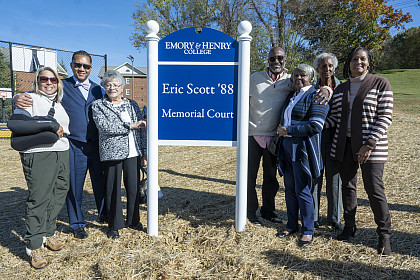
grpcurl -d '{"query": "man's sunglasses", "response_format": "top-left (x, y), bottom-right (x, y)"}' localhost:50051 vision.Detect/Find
top-left (73, 62), bottom-right (92, 70)
top-left (269, 56), bottom-right (285, 62)
top-left (39, 76), bottom-right (58, 84)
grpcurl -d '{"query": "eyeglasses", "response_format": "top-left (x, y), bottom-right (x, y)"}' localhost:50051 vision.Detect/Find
top-left (104, 84), bottom-right (121, 89)
top-left (39, 76), bottom-right (58, 84)
top-left (269, 56), bottom-right (285, 62)
top-left (72, 62), bottom-right (92, 70)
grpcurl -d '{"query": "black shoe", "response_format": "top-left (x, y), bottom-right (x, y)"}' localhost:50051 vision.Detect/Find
top-left (298, 236), bottom-right (313, 247)
top-left (331, 222), bottom-right (343, 231)
top-left (377, 236), bottom-right (391, 256)
top-left (248, 217), bottom-right (262, 226)
top-left (72, 228), bottom-right (88, 239)
top-left (261, 214), bottom-right (283, 223)
top-left (128, 222), bottom-right (144, 231)
top-left (277, 229), bottom-right (298, 238)
top-left (139, 195), bottom-right (147, 205)
top-left (314, 221), bottom-right (320, 228)
top-left (98, 216), bottom-right (108, 224)
top-left (337, 226), bottom-right (357, 241)
top-left (107, 229), bottom-right (119, 239)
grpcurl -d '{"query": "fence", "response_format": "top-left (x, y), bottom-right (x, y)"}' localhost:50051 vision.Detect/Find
top-left (0, 40), bottom-right (107, 129)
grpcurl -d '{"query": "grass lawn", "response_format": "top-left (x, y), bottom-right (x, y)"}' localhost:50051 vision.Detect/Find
top-left (377, 69), bottom-right (420, 114)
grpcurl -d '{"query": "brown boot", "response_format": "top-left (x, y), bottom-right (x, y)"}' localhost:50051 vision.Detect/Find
top-left (28, 247), bottom-right (48, 269)
top-left (378, 236), bottom-right (391, 256)
top-left (45, 234), bottom-right (65, 251)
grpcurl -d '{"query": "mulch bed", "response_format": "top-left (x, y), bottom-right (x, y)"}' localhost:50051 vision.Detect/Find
top-left (0, 110), bottom-right (418, 279)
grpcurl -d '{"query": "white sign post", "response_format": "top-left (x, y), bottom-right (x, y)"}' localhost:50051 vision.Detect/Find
top-left (236, 21), bottom-right (252, 232)
top-left (145, 20), bottom-right (160, 236)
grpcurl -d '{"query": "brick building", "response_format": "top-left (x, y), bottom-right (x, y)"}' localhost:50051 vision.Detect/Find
top-left (98, 63), bottom-right (147, 108)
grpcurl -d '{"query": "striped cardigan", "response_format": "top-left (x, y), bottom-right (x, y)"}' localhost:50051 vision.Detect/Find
top-left (325, 74), bottom-right (393, 163)
top-left (277, 86), bottom-right (329, 179)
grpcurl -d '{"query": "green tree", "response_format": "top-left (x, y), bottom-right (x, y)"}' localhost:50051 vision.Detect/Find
top-left (376, 27), bottom-right (420, 70)
top-left (130, 0), bottom-right (246, 48)
top-left (130, 0), bottom-right (308, 72)
top-left (130, 0), bottom-right (412, 73)
top-left (0, 51), bottom-right (13, 122)
top-left (0, 52), bottom-right (9, 88)
top-left (292, 0), bottom-right (412, 64)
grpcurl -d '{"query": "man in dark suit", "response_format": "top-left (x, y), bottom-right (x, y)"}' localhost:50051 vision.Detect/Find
top-left (14, 50), bottom-right (107, 239)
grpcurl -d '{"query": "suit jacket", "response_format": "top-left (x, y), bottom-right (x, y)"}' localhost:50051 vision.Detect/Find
top-left (61, 77), bottom-right (103, 143)
top-left (277, 86), bottom-right (329, 179)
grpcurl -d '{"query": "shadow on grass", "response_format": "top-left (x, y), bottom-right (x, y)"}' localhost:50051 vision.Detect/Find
top-left (158, 169), bottom-right (286, 229)
top-left (159, 169), bottom-right (236, 186)
top-left (0, 186), bottom-right (106, 262)
top-left (0, 187), bottom-right (28, 261)
top-left (356, 197), bottom-right (420, 213)
top-left (262, 248), bottom-right (420, 280)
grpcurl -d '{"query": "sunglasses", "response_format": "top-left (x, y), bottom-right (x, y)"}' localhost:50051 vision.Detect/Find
top-left (39, 76), bottom-right (58, 84)
top-left (72, 62), bottom-right (92, 70)
top-left (269, 56), bottom-right (285, 62)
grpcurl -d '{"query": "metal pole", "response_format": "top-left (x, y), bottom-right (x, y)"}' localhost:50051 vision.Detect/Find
top-left (236, 21), bottom-right (252, 232)
top-left (127, 55), bottom-right (135, 100)
top-left (131, 59), bottom-right (134, 100)
top-left (145, 20), bottom-right (160, 236)
top-left (2, 99), bottom-right (4, 123)
top-left (8, 42), bottom-right (15, 105)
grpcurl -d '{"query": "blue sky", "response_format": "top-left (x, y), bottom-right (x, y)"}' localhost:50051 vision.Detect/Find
top-left (0, 0), bottom-right (419, 68)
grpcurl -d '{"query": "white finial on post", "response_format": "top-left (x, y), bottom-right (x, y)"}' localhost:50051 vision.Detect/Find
top-left (238, 21), bottom-right (252, 37)
top-left (236, 21), bottom-right (252, 232)
top-left (146, 20), bottom-right (160, 36)
top-left (146, 20), bottom-right (160, 236)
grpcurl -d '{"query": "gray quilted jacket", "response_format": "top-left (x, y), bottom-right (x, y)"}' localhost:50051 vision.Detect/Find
top-left (92, 97), bottom-right (146, 161)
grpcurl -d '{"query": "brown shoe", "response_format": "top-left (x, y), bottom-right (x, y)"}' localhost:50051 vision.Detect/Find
top-left (45, 235), bottom-right (65, 251)
top-left (29, 247), bottom-right (48, 269)
top-left (378, 236), bottom-right (391, 256)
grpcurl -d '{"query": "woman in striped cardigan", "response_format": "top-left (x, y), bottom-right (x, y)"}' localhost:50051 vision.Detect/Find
top-left (325, 47), bottom-right (393, 256)
top-left (276, 64), bottom-right (329, 247)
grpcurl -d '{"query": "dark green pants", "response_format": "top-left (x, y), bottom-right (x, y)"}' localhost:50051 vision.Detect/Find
top-left (20, 150), bottom-right (70, 250)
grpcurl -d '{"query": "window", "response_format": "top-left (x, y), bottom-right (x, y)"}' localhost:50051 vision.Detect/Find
top-left (126, 89), bottom-right (130, 95)
top-left (126, 78), bottom-right (130, 84)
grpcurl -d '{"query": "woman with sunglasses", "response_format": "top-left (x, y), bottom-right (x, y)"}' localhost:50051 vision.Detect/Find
top-left (92, 70), bottom-right (146, 239)
top-left (13, 67), bottom-right (70, 269)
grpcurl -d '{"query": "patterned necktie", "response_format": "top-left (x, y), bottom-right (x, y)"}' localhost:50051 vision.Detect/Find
top-left (74, 81), bottom-right (91, 91)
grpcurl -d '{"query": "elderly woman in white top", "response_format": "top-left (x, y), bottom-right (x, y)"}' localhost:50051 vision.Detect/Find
top-left (14, 67), bottom-right (70, 269)
top-left (276, 64), bottom-right (329, 247)
top-left (92, 70), bottom-right (146, 239)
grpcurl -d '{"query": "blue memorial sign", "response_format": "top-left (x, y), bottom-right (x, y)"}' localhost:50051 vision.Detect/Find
top-left (158, 27), bottom-right (238, 146)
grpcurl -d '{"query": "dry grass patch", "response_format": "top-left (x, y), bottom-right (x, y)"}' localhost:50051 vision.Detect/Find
top-left (0, 110), bottom-right (418, 279)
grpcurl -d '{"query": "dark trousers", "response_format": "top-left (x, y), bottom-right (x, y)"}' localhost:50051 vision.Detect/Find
top-left (66, 139), bottom-right (106, 230)
top-left (247, 136), bottom-right (279, 218)
top-left (282, 137), bottom-right (314, 235)
top-left (21, 151), bottom-right (70, 250)
top-left (312, 128), bottom-right (342, 224)
top-left (102, 156), bottom-right (140, 230)
top-left (339, 139), bottom-right (391, 238)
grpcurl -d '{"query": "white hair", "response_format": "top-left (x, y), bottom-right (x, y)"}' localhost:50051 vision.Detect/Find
top-left (313, 53), bottom-right (338, 72)
top-left (291, 64), bottom-right (317, 86)
top-left (101, 70), bottom-right (125, 88)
